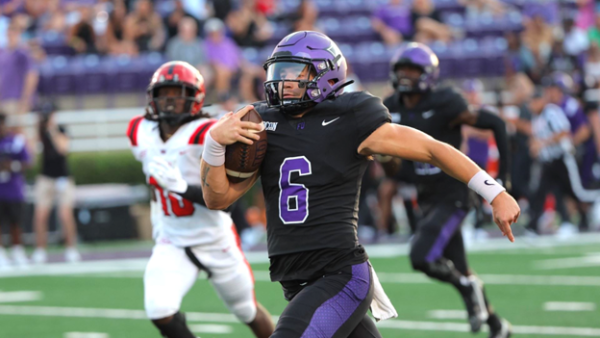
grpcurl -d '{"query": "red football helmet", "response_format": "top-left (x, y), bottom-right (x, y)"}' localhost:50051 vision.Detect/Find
top-left (146, 61), bottom-right (206, 125)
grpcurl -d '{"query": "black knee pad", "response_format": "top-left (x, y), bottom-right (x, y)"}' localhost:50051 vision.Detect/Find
top-left (151, 312), bottom-right (196, 338)
top-left (411, 258), bottom-right (457, 283)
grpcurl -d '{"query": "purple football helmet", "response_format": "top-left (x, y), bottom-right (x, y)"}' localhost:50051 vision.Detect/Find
top-left (390, 42), bottom-right (439, 93)
top-left (542, 71), bottom-right (573, 93)
top-left (263, 31), bottom-right (349, 115)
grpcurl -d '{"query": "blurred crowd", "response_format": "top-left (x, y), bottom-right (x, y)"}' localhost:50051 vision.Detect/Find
top-left (0, 0), bottom-right (322, 110)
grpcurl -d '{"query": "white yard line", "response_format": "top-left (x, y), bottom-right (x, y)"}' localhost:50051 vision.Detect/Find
top-left (188, 324), bottom-right (233, 334)
top-left (535, 254), bottom-right (600, 270)
top-left (0, 305), bottom-right (598, 337)
top-left (0, 291), bottom-right (42, 303)
top-left (544, 302), bottom-right (597, 312)
top-left (427, 310), bottom-right (467, 320)
top-left (64, 333), bottom-right (109, 338)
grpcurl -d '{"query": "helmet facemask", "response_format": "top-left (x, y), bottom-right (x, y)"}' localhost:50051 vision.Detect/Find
top-left (264, 61), bottom-right (321, 116)
top-left (392, 63), bottom-right (427, 94)
top-left (147, 84), bottom-right (202, 126)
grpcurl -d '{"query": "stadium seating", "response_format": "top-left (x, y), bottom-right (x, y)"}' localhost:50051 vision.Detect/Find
top-left (34, 0), bottom-right (576, 96)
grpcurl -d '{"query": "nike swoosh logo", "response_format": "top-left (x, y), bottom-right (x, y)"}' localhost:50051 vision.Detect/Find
top-left (484, 180), bottom-right (495, 186)
top-left (322, 117), bottom-right (340, 126)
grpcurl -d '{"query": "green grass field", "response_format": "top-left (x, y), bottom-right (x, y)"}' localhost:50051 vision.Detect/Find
top-left (1, 239), bottom-right (600, 338)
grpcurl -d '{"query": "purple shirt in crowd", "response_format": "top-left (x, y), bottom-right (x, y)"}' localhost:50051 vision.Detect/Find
top-left (373, 4), bottom-right (413, 37)
top-left (205, 37), bottom-right (241, 72)
top-left (560, 95), bottom-right (588, 135)
top-left (0, 48), bottom-right (35, 101)
top-left (0, 133), bottom-right (30, 201)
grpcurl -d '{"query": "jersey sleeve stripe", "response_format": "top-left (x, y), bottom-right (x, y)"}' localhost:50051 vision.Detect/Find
top-left (189, 120), bottom-right (217, 145)
top-left (127, 116), bottom-right (144, 146)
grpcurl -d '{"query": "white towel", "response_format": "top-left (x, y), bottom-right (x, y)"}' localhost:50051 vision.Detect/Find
top-left (370, 263), bottom-right (398, 322)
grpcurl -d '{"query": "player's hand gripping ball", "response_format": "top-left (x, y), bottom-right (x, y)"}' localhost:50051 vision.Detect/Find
top-left (223, 106), bottom-right (267, 183)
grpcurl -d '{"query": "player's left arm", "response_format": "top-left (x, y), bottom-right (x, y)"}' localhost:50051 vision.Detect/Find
top-left (358, 122), bottom-right (519, 242)
top-left (449, 108), bottom-right (510, 188)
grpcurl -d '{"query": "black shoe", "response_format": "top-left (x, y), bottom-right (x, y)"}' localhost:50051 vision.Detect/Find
top-left (489, 318), bottom-right (512, 338)
top-left (463, 275), bottom-right (489, 333)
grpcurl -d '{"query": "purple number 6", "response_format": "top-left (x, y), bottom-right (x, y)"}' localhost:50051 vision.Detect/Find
top-left (279, 156), bottom-right (312, 224)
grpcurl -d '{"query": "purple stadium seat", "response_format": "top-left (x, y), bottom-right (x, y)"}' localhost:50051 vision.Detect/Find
top-left (40, 32), bottom-right (74, 56)
top-left (315, 0), bottom-right (342, 17)
top-left (40, 56), bottom-right (78, 95)
top-left (74, 54), bottom-right (108, 94)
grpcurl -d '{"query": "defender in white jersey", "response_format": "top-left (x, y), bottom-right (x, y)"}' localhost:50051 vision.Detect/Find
top-left (127, 61), bottom-right (274, 338)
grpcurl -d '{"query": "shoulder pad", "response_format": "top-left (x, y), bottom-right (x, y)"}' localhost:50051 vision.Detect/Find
top-left (126, 115), bottom-right (145, 146)
top-left (188, 119), bottom-right (217, 145)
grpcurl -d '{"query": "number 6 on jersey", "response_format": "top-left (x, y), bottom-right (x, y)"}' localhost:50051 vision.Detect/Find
top-left (279, 156), bottom-right (312, 224)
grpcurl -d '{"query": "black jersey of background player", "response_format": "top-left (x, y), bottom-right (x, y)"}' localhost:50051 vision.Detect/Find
top-left (384, 86), bottom-right (470, 208)
top-left (254, 91), bottom-right (390, 282)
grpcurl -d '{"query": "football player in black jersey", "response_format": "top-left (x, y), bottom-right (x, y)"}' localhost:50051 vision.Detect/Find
top-left (200, 32), bottom-right (519, 338)
top-left (383, 42), bottom-right (512, 338)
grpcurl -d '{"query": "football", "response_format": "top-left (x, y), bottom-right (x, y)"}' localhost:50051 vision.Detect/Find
top-left (224, 108), bottom-right (268, 183)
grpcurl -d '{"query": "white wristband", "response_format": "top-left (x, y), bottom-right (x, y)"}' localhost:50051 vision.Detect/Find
top-left (467, 171), bottom-right (506, 204)
top-left (202, 130), bottom-right (226, 167)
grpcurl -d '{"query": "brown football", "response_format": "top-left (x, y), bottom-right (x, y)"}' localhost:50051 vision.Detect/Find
top-left (225, 108), bottom-right (268, 183)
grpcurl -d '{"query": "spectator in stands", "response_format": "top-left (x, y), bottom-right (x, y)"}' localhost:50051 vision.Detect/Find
top-left (32, 102), bottom-right (80, 264)
top-left (505, 69), bottom-right (535, 107)
top-left (410, 0), bottom-right (452, 43)
top-left (105, 0), bottom-right (136, 55)
top-left (372, 0), bottom-right (411, 46)
top-left (292, 0), bottom-right (319, 32)
top-left (585, 42), bottom-right (600, 85)
top-left (0, 0), bottom-right (22, 17)
top-left (226, 0), bottom-right (273, 47)
top-left (166, 17), bottom-right (212, 86)
top-left (505, 31), bottom-right (538, 80)
top-left (0, 21), bottom-right (39, 117)
top-left (576, 0), bottom-right (595, 30)
top-left (0, 112), bottom-right (31, 269)
top-left (124, 0), bottom-right (165, 53)
top-left (38, 0), bottom-right (66, 38)
top-left (179, 0), bottom-right (211, 22)
top-left (562, 17), bottom-right (590, 58)
top-left (588, 13), bottom-right (600, 48)
top-left (204, 18), bottom-right (241, 100)
top-left (460, 0), bottom-right (506, 18)
top-left (545, 40), bottom-right (578, 75)
top-left (521, 12), bottom-right (554, 81)
top-left (164, 0), bottom-right (201, 40)
top-left (68, 6), bottom-right (97, 54)
top-left (207, 0), bottom-right (234, 22)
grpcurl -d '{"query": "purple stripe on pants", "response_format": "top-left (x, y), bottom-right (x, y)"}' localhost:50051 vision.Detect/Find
top-left (425, 210), bottom-right (467, 262)
top-left (300, 262), bottom-right (371, 338)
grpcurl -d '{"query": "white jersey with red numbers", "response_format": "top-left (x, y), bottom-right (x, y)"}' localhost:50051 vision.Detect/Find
top-left (127, 115), bottom-right (230, 247)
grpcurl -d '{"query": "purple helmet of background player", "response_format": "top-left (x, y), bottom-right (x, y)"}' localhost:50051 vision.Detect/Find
top-left (390, 42), bottom-right (439, 93)
top-left (263, 31), bottom-right (350, 115)
top-left (542, 71), bottom-right (574, 93)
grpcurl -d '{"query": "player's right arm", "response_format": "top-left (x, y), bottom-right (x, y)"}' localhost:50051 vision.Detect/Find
top-left (200, 105), bottom-right (263, 210)
top-left (353, 92), bottom-right (518, 242)
top-left (359, 122), bottom-right (519, 241)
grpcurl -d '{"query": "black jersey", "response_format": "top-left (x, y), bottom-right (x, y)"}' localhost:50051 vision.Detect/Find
top-left (383, 87), bottom-right (470, 208)
top-left (254, 91), bottom-right (390, 282)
